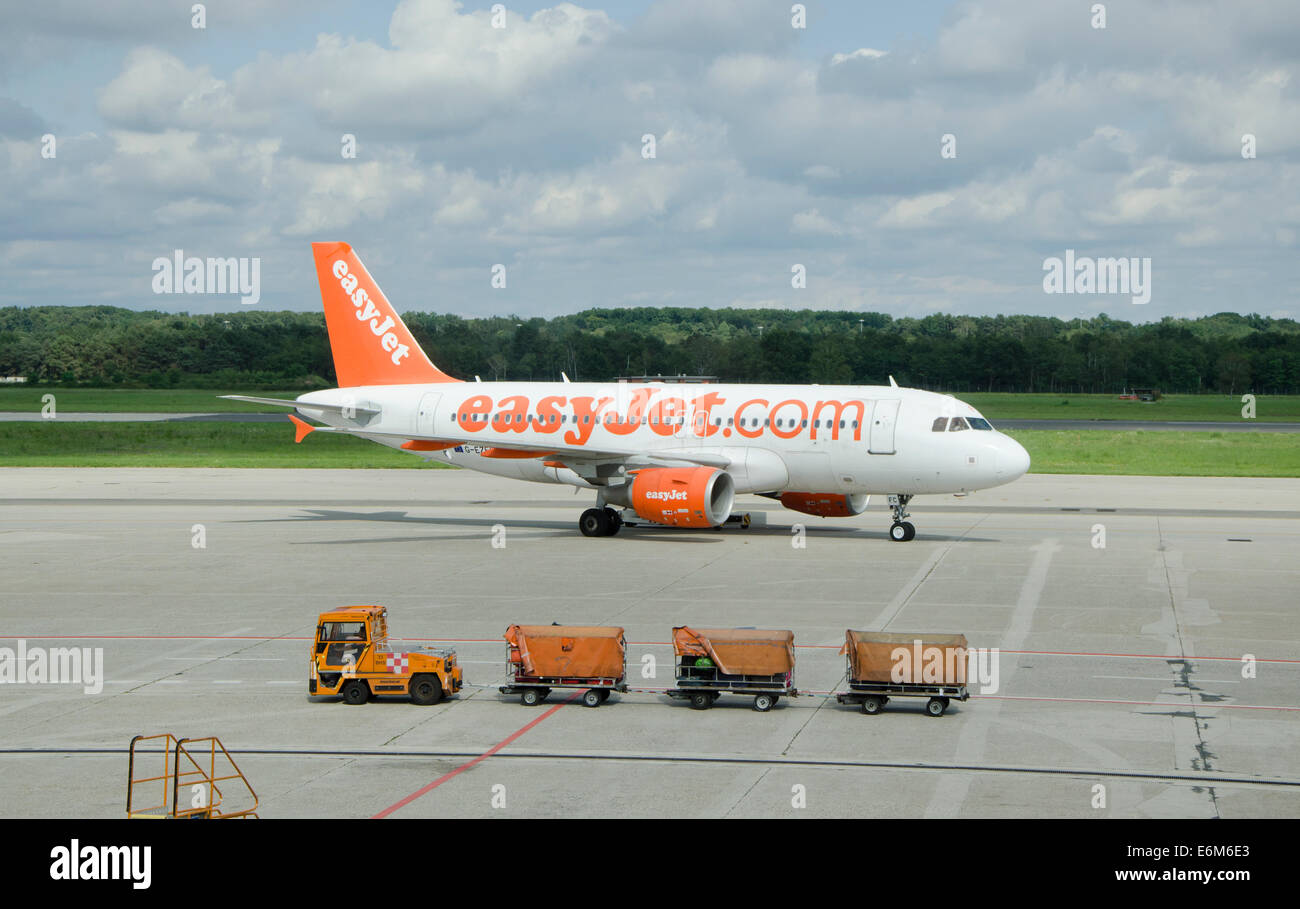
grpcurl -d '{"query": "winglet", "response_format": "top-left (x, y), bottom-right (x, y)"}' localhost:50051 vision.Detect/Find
top-left (289, 414), bottom-right (315, 444)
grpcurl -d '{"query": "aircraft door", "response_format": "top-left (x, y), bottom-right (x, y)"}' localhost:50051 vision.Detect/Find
top-left (417, 393), bottom-right (442, 437)
top-left (869, 399), bottom-right (900, 454)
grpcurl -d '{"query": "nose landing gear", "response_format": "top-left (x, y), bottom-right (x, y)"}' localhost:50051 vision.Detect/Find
top-left (888, 494), bottom-right (915, 542)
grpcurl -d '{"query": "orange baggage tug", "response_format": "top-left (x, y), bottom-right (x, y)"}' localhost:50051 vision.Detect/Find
top-left (500, 624), bottom-right (628, 708)
top-left (667, 626), bottom-right (797, 712)
top-left (309, 606), bottom-right (462, 705)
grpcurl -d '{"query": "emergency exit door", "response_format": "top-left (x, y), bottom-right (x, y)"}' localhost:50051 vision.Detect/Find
top-left (869, 399), bottom-right (899, 454)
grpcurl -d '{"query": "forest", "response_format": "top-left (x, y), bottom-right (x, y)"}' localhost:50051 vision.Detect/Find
top-left (1, 305), bottom-right (1297, 394)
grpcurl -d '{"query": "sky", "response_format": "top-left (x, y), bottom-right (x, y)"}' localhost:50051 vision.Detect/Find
top-left (1, 0), bottom-right (1297, 322)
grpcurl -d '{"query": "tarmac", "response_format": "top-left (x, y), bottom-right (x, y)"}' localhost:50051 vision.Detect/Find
top-left (1, 468), bottom-right (1297, 818)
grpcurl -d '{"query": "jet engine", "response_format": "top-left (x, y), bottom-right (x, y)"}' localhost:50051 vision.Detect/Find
top-left (627, 467), bottom-right (735, 528)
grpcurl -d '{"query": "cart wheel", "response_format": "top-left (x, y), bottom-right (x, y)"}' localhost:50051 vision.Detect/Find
top-left (940, 697), bottom-right (950, 709)
top-left (689, 692), bottom-right (712, 710)
top-left (753, 694), bottom-right (774, 712)
top-left (860, 696), bottom-right (883, 715)
top-left (520, 688), bottom-right (543, 706)
top-left (880, 696), bottom-right (890, 705)
top-left (582, 689), bottom-right (602, 708)
top-left (770, 695), bottom-right (780, 706)
top-left (597, 689), bottom-right (611, 703)
top-left (926, 697), bottom-right (947, 717)
top-left (341, 680), bottom-right (368, 705)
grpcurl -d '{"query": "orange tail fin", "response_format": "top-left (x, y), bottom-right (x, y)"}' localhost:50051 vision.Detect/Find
top-left (311, 242), bottom-right (457, 387)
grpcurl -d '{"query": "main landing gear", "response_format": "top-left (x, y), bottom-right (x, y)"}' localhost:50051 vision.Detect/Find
top-left (579, 507), bottom-right (623, 537)
top-left (888, 494), bottom-right (916, 542)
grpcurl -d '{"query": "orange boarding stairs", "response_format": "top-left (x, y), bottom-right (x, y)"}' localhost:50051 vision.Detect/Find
top-left (126, 734), bottom-right (259, 819)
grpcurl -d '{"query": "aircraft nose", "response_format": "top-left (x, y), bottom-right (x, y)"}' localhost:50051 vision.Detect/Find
top-left (1000, 435), bottom-right (1030, 478)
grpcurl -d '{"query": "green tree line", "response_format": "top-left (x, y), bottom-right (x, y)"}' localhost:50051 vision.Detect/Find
top-left (1, 305), bottom-right (1297, 394)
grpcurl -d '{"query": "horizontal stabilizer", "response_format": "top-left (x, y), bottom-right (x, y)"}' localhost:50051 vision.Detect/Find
top-left (288, 414), bottom-right (315, 444)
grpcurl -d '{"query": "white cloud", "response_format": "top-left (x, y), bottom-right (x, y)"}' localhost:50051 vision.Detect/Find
top-left (1, 0), bottom-right (1297, 320)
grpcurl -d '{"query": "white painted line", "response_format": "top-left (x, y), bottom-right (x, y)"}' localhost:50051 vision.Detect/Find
top-left (212, 680), bottom-right (242, 685)
top-left (267, 681), bottom-right (300, 685)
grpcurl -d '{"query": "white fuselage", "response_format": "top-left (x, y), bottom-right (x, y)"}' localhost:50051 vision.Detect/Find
top-left (296, 381), bottom-right (1030, 497)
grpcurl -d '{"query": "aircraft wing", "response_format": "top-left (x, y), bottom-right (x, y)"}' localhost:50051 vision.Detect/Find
top-left (284, 415), bottom-right (732, 469)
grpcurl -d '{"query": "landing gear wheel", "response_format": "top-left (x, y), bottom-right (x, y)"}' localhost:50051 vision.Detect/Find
top-left (689, 692), bottom-right (712, 710)
top-left (926, 697), bottom-right (947, 717)
top-left (520, 688), bottom-right (548, 706)
top-left (409, 674), bottom-right (443, 706)
top-left (860, 696), bottom-right (883, 715)
top-left (582, 689), bottom-right (603, 708)
top-left (579, 508), bottom-right (612, 537)
top-left (341, 680), bottom-right (368, 705)
top-left (753, 693), bottom-right (775, 712)
top-left (603, 508), bottom-right (623, 535)
top-left (887, 495), bottom-right (915, 541)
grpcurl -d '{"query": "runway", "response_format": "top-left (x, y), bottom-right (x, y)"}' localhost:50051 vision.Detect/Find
top-left (1, 468), bottom-right (1297, 818)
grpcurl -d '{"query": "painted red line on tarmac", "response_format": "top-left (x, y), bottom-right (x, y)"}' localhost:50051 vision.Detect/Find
top-left (372, 690), bottom-right (582, 819)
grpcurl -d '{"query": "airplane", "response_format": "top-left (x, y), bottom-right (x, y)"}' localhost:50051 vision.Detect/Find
top-left (224, 242), bottom-right (1031, 540)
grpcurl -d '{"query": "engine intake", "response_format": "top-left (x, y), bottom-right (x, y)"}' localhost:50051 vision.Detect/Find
top-left (629, 467), bottom-right (735, 528)
top-left (778, 492), bottom-right (869, 517)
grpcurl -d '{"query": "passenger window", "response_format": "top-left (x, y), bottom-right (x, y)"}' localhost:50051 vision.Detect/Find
top-left (932, 417), bottom-right (948, 432)
top-left (949, 417), bottom-right (970, 432)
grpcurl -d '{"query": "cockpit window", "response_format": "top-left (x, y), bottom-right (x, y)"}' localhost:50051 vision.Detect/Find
top-left (948, 417), bottom-right (970, 432)
top-left (968, 417), bottom-right (993, 430)
top-left (931, 417), bottom-right (948, 432)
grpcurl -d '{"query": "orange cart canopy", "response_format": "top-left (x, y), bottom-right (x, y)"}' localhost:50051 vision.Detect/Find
top-left (842, 630), bottom-right (969, 685)
top-left (672, 626), bottom-right (795, 676)
top-left (504, 625), bottom-right (626, 679)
